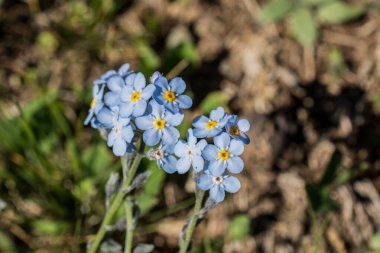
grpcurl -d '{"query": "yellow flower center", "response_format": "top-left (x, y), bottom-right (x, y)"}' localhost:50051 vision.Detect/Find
top-left (154, 118), bottom-right (165, 129)
top-left (131, 91), bottom-right (141, 102)
top-left (90, 99), bottom-right (96, 108)
top-left (206, 120), bottom-right (217, 130)
top-left (229, 126), bottom-right (240, 136)
top-left (218, 150), bottom-right (230, 161)
top-left (164, 91), bottom-right (176, 102)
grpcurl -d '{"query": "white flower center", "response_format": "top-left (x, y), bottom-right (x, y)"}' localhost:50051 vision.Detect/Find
top-left (212, 176), bottom-right (224, 185)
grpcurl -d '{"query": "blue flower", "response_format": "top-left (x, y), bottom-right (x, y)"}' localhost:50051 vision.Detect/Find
top-left (103, 75), bottom-right (126, 107)
top-left (197, 171), bottom-right (241, 203)
top-left (150, 71), bottom-right (162, 84)
top-left (149, 144), bottom-right (178, 174)
top-left (225, 115), bottom-right (250, 144)
top-left (93, 63), bottom-right (132, 85)
top-left (153, 76), bottom-right (192, 113)
top-left (119, 72), bottom-right (155, 117)
top-left (84, 82), bottom-right (106, 126)
top-left (96, 107), bottom-right (134, 156)
top-left (174, 129), bottom-right (207, 174)
top-left (202, 132), bottom-right (244, 176)
top-left (135, 101), bottom-right (183, 146)
top-left (192, 107), bottom-right (229, 138)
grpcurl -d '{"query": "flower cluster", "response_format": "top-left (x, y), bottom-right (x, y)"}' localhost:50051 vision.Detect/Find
top-left (84, 63), bottom-right (192, 156)
top-left (85, 63), bottom-right (250, 203)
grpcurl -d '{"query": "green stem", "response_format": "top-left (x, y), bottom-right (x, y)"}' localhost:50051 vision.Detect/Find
top-left (178, 190), bottom-right (205, 253)
top-left (124, 196), bottom-right (134, 253)
top-left (87, 154), bottom-right (143, 253)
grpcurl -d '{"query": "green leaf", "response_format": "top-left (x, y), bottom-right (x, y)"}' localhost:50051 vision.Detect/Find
top-left (199, 91), bottom-right (230, 115)
top-left (258, 0), bottom-right (296, 23)
top-left (32, 219), bottom-right (68, 236)
top-left (229, 215), bottom-right (251, 240)
top-left (317, 1), bottom-right (364, 24)
top-left (301, 0), bottom-right (335, 6)
top-left (290, 8), bottom-right (318, 46)
top-left (370, 231), bottom-right (380, 250)
top-left (0, 231), bottom-right (16, 253)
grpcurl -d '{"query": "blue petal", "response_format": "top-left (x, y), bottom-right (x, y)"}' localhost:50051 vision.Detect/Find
top-left (125, 73), bottom-right (136, 86)
top-left (227, 157), bottom-right (244, 174)
top-left (193, 128), bottom-right (209, 138)
top-left (153, 90), bottom-right (165, 105)
top-left (132, 99), bottom-right (147, 117)
top-left (209, 160), bottom-right (226, 176)
top-left (113, 138), bottom-right (127, 156)
top-left (196, 139), bottom-right (207, 151)
top-left (135, 115), bottom-right (153, 130)
top-left (187, 129), bottom-right (197, 147)
top-left (134, 72), bottom-right (146, 90)
top-left (192, 155), bottom-right (204, 172)
top-left (229, 139), bottom-right (244, 156)
top-left (120, 102), bottom-right (134, 117)
top-left (227, 115), bottom-right (238, 125)
top-left (210, 184), bottom-right (225, 203)
top-left (107, 76), bottom-right (124, 91)
top-left (214, 132), bottom-right (230, 149)
top-left (118, 116), bottom-right (131, 126)
top-left (122, 125), bottom-right (134, 143)
top-left (192, 115), bottom-right (209, 128)
top-left (154, 76), bottom-right (169, 90)
top-left (210, 107), bottom-right (225, 121)
top-left (162, 156), bottom-right (177, 174)
top-left (174, 140), bottom-right (188, 157)
top-left (84, 110), bottom-right (94, 125)
top-left (197, 174), bottom-right (213, 190)
top-left (223, 176), bottom-right (241, 193)
top-left (141, 84), bottom-right (155, 100)
top-left (202, 145), bottom-right (219, 161)
top-left (150, 71), bottom-right (162, 84)
top-left (97, 108), bottom-right (113, 126)
top-left (101, 70), bottom-right (117, 80)
top-left (143, 128), bottom-right (160, 146)
top-left (117, 63), bottom-right (130, 77)
top-left (240, 132), bottom-right (250, 144)
top-left (176, 95), bottom-right (192, 109)
top-left (162, 126), bottom-right (180, 145)
top-left (150, 100), bottom-right (165, 118)
top-left (207, 128), bottom-right (222, 138)
top-left (120, 85), bottom-right (134, 102)
top-left (238, 119), bottom-right (250, 132)
top-left (177, 156), bottom-right (191, 174)
top-left (165, 102), bottom-right (179, 114)
top-left (169, 77), bottom-right (186, 94)
top-left (107, 130), bottom-right (117, 147)
top-left (164, 111), bottom-right (184, 126)
top-left (104, 91), bottom-right (120, 107)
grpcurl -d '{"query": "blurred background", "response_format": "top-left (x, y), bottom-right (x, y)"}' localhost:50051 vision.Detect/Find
top-left (1, 0), bottom-right (380, 252)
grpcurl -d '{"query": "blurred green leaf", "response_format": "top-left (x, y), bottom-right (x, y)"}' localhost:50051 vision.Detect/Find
top-left (320, 149), bottom-right (342, 186)
top-left (301, 0), bottom-right (335, 6)
top-left (317, 1), bottom-right (364, 24)
top-left (258, 0), bottom-right (296, 23)
top-left (229, 215), bottom-right (251, 241)
top-left (32, 219), bottom-right (68, 236)
top-left (82, 143), bottom-right (113, 178)
top-left (73, 178), bottom-right (96, 200)
top-left (290, 8), bottom-right (318, 46)
top-left (0, 231), bottom-right (16, 253)
top-left (370, 231), bottom-right (380, 250)
top-left (199, 91), bottom-right (230, 114)
top-left (136, 39), bottom-right (160, 72)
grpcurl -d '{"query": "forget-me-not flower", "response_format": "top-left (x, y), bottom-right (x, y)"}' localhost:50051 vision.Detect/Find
top-left (153, 76), bottom-right (192, 113)
top-left (197, 171), bottom-right (241, 203)
top-left (202, 132), bottom-right (244, 176)
top-left (119, 72), bottom-right (155, 117)
top-left (150, 71), bottom-right (162, 84)
top-left (103, 75), bottom-right (126, 107)
top-left (149, 144), bottom-right (178, 174)
top-left (84, 82), bottom-right (105, 126)
top-left (135, 101), bottom-right (183, 146)
top-left (192, 107), bottom-right (229, 138)
top-left (225, 115), bottom-right (250, 144)
top-left (107, 116), bottom-right (134, 156)
top-left (174, 129), bottom-right (207, 174)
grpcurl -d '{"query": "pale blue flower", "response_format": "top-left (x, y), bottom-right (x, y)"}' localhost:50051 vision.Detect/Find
top-left (192, 107), bottom-right (229, 138)
top-left (174, 129), bottom-right (207, 174)
top-left (153, 76), bottom-right (192, 113)
top-left (197, 171), bottom-right (241, 203)
top-left (135, 101), bottom-right (183, 146)
top-left (119, 72), bottom-right (155, 117)
top-left (103, 75), bottom-right (125, 107)
top-left (150, 144), bottom-right (178, 174)
top-left (106, 117), bottom-right (134, 156)
top-left (84, 82), bottom-right (105, 126)
top-left (225, 115), bottom-right (250, 144)
top-left (202, 132), bottom-right (244, 176)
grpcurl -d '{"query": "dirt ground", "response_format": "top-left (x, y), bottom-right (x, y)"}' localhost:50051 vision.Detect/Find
top-left (1, 0), bottom-right (380, 252)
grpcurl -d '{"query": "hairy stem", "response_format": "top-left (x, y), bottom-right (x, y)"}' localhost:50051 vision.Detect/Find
top-left (178, 190), bottom-right (205, 253)
top-left (87, 154), bottom-right (143, 253)
top-left (124, 196), bottom-right (134, 253)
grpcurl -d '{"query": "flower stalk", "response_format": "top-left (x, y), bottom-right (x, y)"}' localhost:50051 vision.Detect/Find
top-left (178, 189), bottom-right (205, 253)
